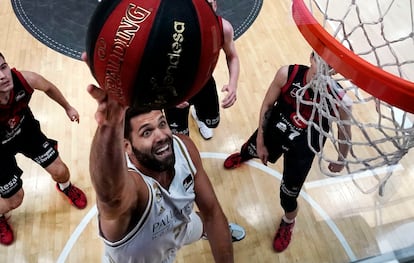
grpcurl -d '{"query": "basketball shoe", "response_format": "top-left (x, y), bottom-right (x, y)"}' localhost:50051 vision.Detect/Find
top-left (229, 222), bottom-right (246, 242)
top-left (202, 222), bottom-right (246, 242)
top-left (56, 183), bottom-right (87, 209)
top-left (273, 218), bottom-right (295, 252)
top-left (191, 107), bottom-right (213, 140)
top-left (0, 215), bottom-right (14, 245)
top-left (224, 152), bottom-right (245, 169)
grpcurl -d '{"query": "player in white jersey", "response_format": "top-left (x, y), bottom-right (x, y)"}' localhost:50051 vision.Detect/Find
top-left (87, 80), bottom-right (244, 262)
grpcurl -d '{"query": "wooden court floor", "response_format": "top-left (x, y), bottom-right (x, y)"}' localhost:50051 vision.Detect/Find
top-left (1, 0), bottom-right (414, 262)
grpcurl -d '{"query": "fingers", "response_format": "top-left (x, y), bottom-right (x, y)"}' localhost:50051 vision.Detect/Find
top-left (328, 163), bottom-right (344, 173)
top-left (71, 115), bottom-right (79, 123)
top-left (221, 99), bottom-right (235, 108)
top-left (221, 88), bottom-right (237, 108)
top-left (221, 94), bottom-right (236, 108)
top-left (87, 84), bottom-right (107, 103)
top-left (176, 101), bottom-right (190, 109)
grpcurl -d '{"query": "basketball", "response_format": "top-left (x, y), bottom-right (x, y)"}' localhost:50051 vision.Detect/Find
top-left (85, 0), bottom-right (223, 109)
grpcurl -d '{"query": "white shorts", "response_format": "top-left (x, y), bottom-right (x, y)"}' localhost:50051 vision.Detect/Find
top-left (183, 211), bottom-right (203, 246)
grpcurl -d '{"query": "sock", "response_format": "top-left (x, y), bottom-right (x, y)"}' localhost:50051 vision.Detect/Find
top-left (58, 181), bottom-right (71, 191)
top-left (282, 215), bottom-right (295, 224)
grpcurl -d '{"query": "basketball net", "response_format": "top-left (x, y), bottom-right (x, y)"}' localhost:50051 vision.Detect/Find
top-left (292, 0), bottom-right (414, 194)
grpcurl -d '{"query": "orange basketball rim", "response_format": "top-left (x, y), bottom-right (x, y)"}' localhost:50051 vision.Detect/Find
top-left (291, 0), bottom-right (414, 114)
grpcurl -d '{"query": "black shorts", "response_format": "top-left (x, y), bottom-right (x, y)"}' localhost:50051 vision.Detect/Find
top-left (243, 117), bottom-right (321, 196)
top-left (165, 77), bottom-right (220, 134)
top-left (0, 119), bottom-right (59, 198)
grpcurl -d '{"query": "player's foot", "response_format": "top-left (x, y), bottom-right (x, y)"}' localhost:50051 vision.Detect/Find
top-left (202, 223), bottom-right (246, 242)
top-left (224, 152), bottom-right (245, 169)
top-left (229, 222), bottom-right (246, 242)
top-left (273, 218), bottom-right (295, 252)
top-left (56, 183), bottom-right (87, 209)
top-left (0, 215), bottom-right (14, 245)
top-left (191, 107), bottom-right (213, 140)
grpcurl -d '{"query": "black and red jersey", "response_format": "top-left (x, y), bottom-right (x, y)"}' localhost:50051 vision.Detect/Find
top-left (0, 68), bottom-right (35, 143)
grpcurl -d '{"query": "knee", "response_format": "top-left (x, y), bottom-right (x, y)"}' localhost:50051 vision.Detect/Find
top-left (1, 189), bottom-right (24, 213)
top-left (46, 158), bottom-right (69, 182)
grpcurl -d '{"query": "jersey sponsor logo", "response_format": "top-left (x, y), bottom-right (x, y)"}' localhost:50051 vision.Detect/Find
top-left (2, 115), bottom-right (24, 144)
top-left (290, 85), bottom-right (300, 98)
top-left (290, 112), bottom-right (307, 129)
top-left (182, 174), bottom-right (193, 191)
top-left (152, 209), bottom-right (174, 239)
top-left (8, 116), bottom-right (20, 130)
top-left (276, 121), bottom-right (287, 132)
top-left (15, 90), bottom-right (26, 102)
top-left (292, 82), bottom-right (302, 89)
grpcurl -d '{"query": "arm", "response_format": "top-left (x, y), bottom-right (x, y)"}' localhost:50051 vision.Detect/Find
top-left (220, 18), bottom-right (240, 109)
top-left (177, 135), bottom-right (233, 262)
top-left (256, 66), bottom-right (288, 165)
top-left (328, 94), bottom-right (352, 173)
top-left (88, 84), bottom-right (140, 242)
top-left (21, 71), bottom-right (79, 122)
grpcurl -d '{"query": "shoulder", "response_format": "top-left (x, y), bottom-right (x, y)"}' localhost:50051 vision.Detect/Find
top-left (221, 18), bottom-right (234, 35)
top-left (174, 134), bottom-right (198, 156)
top-left (221, 18), bottom-right (235, 43)
top-left (19, 70), bottom-right (43, 88)
top-left (274, 65), bottom-right (290, 83)
top-left (174, 134), bottom-right (202, 167)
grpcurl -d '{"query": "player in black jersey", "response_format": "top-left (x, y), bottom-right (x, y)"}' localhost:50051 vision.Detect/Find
top-left (164, 0), bottom-right (240, 140)
top-left (224, 52), bottom-right (352, 252)
top-left (0, 52), bottom-right (87, 245)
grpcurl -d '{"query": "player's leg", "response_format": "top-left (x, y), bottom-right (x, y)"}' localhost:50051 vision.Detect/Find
top-left (164, 106), bottom-right (191, 136)
top-left (191, 77), bottom-right (219, 140)
top-left (273, 145), bottom-right (315, 252)
top-left (0, 155), bottom-right (24, 245)
top-left (21, 125), bottom-right (87, 209)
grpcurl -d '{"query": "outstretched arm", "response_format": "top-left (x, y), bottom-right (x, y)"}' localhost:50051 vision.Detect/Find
top-left (178, 135), bottom-right (233, 262)
top-left (88, 84), bottom-right (135, 240)
top-left (22, 71), bottom-right (79, 122)
top-left (220, 18), bottom-right (240, 109)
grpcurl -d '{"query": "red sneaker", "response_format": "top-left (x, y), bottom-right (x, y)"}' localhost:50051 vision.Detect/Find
top-left (273, 219), bottom-right (295, 252)
top-left (224, 152), bottom-right (245, 169)
top-left (0, 215), bottom-right (14, 245)
top-left (56, 183), bottom-right (87, 209)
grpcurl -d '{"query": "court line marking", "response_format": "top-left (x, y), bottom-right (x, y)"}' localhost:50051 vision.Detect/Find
top-left (57, 205), bottom-right (97, 263)
top-left (57, 152), bottom-right (356, 262)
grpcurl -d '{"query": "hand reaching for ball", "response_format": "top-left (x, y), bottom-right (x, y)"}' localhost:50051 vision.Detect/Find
top-left (82, 52), bottom-right (127, 127)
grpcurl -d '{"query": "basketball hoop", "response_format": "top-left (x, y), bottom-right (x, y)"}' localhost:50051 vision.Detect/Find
top-left (291, 0), bottom-right (414, 194)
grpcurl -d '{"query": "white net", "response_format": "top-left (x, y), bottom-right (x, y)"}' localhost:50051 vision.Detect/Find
top-left (293, 0), bottom-right (414, 194)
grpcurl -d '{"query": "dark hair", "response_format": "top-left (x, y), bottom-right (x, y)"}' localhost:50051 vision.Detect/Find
top-left (124, 107), bottom-right (162, 139)
top-left (0, 52), bottom-right (4, 60)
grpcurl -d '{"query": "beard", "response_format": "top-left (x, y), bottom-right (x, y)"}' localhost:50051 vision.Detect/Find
top-left (131, 140), bottom-right (175, 172)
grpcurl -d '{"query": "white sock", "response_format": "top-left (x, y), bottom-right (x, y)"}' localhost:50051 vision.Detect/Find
top-left (58, 181), bottom-right (71, 190)
top-left (282, 215), bottom-right (295, 224)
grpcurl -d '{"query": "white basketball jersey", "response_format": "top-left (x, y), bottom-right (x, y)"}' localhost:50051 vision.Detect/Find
top-left (101, 135), bottom-right (197, 263)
